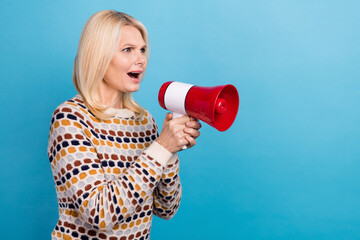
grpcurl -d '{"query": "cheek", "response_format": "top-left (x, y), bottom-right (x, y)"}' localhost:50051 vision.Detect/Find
top-left (108, 55), bottom-right (131, 75)
top-left (113, 58), bottom-right (130, 73)
top-left (143, 59), bottom-right (148, 70)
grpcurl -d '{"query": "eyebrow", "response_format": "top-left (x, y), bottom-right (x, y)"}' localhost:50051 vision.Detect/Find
top-left (121, 43), bottom-right (147, 49)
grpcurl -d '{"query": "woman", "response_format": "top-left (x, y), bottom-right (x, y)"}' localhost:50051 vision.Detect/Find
top-left (47, 10), bottom-right (201, 240)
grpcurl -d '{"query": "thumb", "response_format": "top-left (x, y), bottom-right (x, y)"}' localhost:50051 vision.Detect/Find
top-left (165, 112), bottom-right (173, 122)
top-left (167, 112), bottom-right (173, 120)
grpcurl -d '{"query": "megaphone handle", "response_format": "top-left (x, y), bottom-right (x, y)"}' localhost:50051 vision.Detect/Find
top-left (171, 112), bottom-right (188, 150)
top-left (172, 112), bottom-right (184, 119)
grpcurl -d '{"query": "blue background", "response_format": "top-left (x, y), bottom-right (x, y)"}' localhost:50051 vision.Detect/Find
top-left (0, 0), bottom-right (359, 239)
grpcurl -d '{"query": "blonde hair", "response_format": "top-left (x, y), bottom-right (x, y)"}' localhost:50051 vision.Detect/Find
top-left (73, 10), bottom-right (149, 120)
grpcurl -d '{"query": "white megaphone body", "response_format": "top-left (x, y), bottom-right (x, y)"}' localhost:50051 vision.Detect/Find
top-left (158, 81), bottom-right (239, 132)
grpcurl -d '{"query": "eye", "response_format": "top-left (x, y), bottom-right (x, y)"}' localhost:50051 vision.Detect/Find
top-left (122, 47), bottom-right (131, 52)
top-left (140, 47), bottom-right (146, 53)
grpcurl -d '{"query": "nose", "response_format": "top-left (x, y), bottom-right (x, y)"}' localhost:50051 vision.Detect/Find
top-left (136, 52), bottom-right (146, 66)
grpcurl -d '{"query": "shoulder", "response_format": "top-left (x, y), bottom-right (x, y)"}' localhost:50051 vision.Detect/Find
top-left (51, 95), bottom-right (85, 115)
top-left (142, 109), bottom-right (157, 124)
top-left (143, 109), bottom-right (153, 119)
top-left (50, 95), bottom-right (94, 127)
top-left (141, 109), bottom-right (159, 134)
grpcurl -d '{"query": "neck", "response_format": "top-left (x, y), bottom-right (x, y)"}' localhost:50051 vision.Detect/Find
top-left (99, 81), bottom-right (123, 109)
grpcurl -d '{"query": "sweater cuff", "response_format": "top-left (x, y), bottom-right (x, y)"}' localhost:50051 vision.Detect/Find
top-left (144, 141), bottom-right (173, 167)
top-left (167, 153), bottom-right (179, 166)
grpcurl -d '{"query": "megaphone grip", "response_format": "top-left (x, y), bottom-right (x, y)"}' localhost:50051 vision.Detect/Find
top-left (172, 112), bottom-right (185, 119)
top-left (171, 112), bottom-right (187, 150)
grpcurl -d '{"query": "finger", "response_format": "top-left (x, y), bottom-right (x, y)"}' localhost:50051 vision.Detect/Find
top-left (186, 120), bottom-right (202, 130)
top-left (171, 115), bottom-right (191, 124)
top-left (185, 135), bottom-right (197, 148)
top-left (184, 128), bottom-right (200, 139)
top-left (176, 136), bottom-right (190, 151)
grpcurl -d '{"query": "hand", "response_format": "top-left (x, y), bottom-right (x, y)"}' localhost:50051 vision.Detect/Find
top-left (183, 117), bottom-right (201, 150)
top-left (156, 113), bottom-right (201, 153)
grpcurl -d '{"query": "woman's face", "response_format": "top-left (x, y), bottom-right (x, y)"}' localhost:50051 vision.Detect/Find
top-left (102, 25), bottom-right (147, 96)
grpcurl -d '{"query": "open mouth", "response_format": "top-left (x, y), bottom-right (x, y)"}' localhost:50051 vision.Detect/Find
top-left (127, 71), bottom-right (142, 79)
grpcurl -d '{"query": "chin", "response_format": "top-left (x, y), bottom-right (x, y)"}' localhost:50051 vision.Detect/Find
top-left (126, 85), bottom-right (140, 93)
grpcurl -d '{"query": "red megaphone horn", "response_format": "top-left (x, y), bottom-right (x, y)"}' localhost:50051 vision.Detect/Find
top-left (158, 81), bottom-right (239, 131)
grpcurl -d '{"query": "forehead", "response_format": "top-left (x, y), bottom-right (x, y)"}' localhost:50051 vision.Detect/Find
top-left (118, 25), bottom-right (145, 45)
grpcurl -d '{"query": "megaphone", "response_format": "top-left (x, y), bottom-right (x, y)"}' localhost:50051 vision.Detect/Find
top-left (158, 81), bottom-right (239, 132)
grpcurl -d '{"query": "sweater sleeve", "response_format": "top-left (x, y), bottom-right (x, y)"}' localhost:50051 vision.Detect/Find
top-left (48, 106), bottom-right (173, 231)
top-left (153, 154), bottom-right (182, 219)
top-left (149, 115), bottom-right (182, 219)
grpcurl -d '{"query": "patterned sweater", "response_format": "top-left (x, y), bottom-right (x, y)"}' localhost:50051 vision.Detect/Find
top-left (47, 95), bottom-right (182, 240)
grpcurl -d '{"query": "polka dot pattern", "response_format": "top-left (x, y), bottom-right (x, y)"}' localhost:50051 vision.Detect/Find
top-left (48, 95), bottom-right (182, 239)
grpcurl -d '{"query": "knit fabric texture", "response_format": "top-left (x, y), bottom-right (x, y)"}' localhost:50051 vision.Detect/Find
top-left (47, 95), bottom-right (182, 240)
